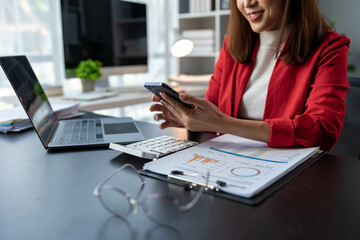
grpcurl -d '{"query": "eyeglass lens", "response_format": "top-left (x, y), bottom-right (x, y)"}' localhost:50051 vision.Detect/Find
top-left (100, 187), bottom-right (182, 224)
top-left (144, 195), bottom-right (180, 224)
top-left (100, 187), bottom-right (132, 216)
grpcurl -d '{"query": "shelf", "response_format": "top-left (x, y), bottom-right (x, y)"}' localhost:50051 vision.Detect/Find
top-left (186, 52), bottom-right (218, 57)
top-left (178, 10), bottom-right (229, 18)
top-left (179, 12), bottom-right (216, 19)
top-left (219, 9), bottom-right (230, 15)
top-left (176, 0), bottom-right (229, 76)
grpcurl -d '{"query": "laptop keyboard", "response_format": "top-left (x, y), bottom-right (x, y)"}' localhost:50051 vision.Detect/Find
top-left (55, 120), bottom-right (103, 145)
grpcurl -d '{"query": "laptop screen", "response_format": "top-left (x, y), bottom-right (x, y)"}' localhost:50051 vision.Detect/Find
top-left (0, 56), bottom-right (58, 147)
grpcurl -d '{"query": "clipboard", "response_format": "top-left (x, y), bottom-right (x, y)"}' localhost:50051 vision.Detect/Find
top-left (139, 150), bottom-right (325, 206)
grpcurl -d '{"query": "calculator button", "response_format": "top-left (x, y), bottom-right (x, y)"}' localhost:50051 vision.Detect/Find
top-left (123, 135), bottom-right (198, 158)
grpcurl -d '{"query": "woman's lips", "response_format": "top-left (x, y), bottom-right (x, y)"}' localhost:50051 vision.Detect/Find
top-left (248, 11), bottom-right (263, 21)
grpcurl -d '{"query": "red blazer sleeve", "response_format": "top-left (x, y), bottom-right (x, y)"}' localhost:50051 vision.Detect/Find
top-left (205, 40), bottom-right (226, 106)
top-left (265, 33), bottom-right (350, 151)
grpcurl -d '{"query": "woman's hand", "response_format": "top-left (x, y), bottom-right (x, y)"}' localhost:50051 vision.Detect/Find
top-left (152, 92), bottom-right (227, 132)
top-left (149, 94), bottom-right (185, 129)
top-left (150, 92), bottom-right (271, 143)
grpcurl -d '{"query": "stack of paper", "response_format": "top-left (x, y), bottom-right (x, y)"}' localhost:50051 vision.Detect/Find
top-left (0, 118), bottom-right (32, 133)
top-left (188, 0), bottom-right (214, 13)
top-left (63, 91), bottom-right (117, 101)
top-left (182, 29), bottom-right (215, 54)
top-left (0, 103), bottom-right (84, 133)
top-left (169, 74), bottom-right (212, 84)
top-left (144, 134), bottom-right (319, 198)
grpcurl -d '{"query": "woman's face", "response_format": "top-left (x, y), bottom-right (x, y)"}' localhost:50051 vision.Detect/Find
top-left (237, 0), bottom-right (284, 33)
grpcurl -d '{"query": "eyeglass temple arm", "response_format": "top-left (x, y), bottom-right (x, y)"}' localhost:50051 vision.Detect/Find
top-left (93, 163), bottom-right (145, 197)
top-left (179, 170), bottom-right (210, 212)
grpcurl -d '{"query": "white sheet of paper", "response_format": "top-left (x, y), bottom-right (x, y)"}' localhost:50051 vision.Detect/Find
top-left (63, 91), bottom-right (117, 101)
top-left (144, 134), bottom-right (319, 198)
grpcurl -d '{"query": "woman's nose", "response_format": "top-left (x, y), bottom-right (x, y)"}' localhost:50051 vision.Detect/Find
top-left (244, 0), bottom-right (258, 8)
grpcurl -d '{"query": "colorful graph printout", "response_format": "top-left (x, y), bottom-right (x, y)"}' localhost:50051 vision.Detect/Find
top-left (186, 154), bottom-right (219, 165)
top-left (144, 134), bottom-right (319, 198)
top-left (231, 167), bottom-right (261, 177)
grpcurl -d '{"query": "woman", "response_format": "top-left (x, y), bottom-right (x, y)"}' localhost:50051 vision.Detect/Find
top-left (150, 0), bottom-right (350, 151)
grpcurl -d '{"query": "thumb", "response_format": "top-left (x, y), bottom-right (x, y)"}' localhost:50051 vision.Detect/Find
top-left (179, 93), bottom-right (207, 108)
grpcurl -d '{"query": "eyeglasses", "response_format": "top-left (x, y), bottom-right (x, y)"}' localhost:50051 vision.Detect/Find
top-left (93, 163), bottom-right (209, 225)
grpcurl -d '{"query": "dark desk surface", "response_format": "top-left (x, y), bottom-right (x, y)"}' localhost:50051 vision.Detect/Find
top-left (1, 120), bottom-right (360, 240)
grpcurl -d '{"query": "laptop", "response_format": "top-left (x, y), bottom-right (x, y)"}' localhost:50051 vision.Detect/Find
top-left (0, 55), bottom-right (145, 150)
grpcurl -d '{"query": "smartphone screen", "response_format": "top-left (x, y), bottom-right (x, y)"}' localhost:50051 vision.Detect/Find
top-left (144, 82), bottom-right (194, 108)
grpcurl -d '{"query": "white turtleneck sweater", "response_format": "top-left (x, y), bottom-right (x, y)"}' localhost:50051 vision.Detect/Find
top-left (238, 29), bottom-right (289, 120)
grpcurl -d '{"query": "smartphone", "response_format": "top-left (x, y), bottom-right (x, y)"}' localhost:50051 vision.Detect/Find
top-left (144, 82), bottom-right (194, 108)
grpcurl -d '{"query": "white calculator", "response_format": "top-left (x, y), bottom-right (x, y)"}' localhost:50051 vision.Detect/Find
top-left (109, 135), bottom-right (198, 159)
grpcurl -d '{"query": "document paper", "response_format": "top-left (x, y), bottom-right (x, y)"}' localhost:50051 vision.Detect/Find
top-left (143, 134), bottom-right (319, 198)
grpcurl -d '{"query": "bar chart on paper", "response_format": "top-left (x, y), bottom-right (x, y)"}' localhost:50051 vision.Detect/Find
top-left (183, 153), bottom-right (263, 178)
top-left (144, 134), bottom-right (319, 197)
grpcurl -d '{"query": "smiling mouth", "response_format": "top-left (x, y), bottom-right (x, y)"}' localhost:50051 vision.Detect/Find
top-left (248, 11), bottom-right (263, 21)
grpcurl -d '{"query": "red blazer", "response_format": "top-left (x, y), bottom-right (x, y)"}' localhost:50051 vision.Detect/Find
top-left (206, 29), bottom-right (350, 151)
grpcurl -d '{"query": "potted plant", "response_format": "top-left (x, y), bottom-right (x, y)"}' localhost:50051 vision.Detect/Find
top-left (75, 59), bottom-right (103, 92)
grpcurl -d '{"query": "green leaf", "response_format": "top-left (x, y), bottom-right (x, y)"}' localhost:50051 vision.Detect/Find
top-left (74, 59), bottom-right (103, 81)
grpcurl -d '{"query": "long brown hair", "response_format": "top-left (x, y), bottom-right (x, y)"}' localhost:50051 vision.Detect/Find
top-left (226, 0), bottom-right (329, 64)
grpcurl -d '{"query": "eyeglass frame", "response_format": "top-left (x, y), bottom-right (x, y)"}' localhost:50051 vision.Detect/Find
top-left (93, 163), bottom-right (209, 224)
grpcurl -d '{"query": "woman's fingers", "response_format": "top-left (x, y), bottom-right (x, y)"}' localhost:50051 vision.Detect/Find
top-left (151, 104), bottom-right (184, 128)
top-left (151, 94), bottom-right (162, 102)
top-left (160, 93), bottom-right (188, 113)
top-left (159, 121), bottom-right (171, 129)
top-left (153, 113), bottom-right (165, 121)
top-left (179, 93), bottom-right (207, 109)
top-left (150, 93), bottom-right (194, 129)
top-left (149, 103), bottom-right (167, 112)
top-left (151, 92), bottom-right (226, 132)
top-left (159, 120), bottom-right (184, 129)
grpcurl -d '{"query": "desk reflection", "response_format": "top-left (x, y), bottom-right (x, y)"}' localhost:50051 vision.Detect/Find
top-left (98, 216), bottom-right (183, 240)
